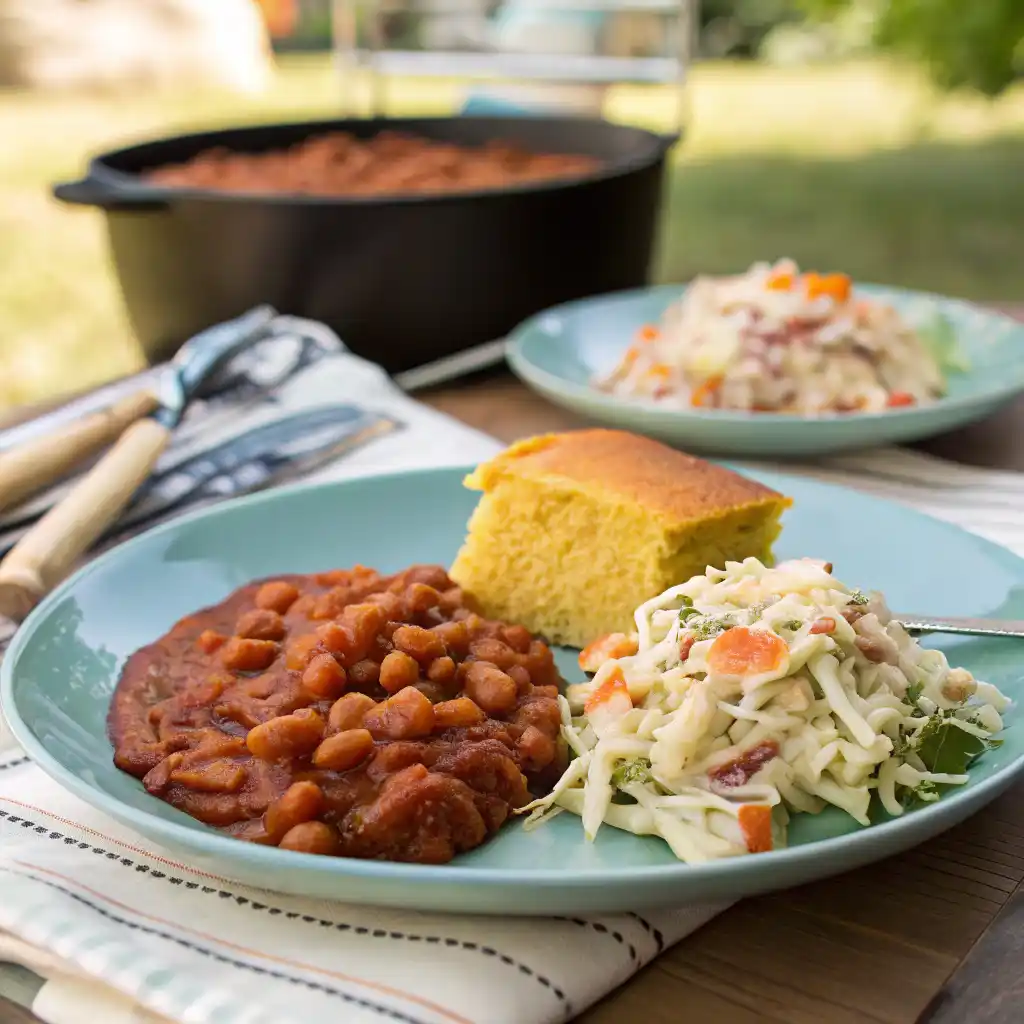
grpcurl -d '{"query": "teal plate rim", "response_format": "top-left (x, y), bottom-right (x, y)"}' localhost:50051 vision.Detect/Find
top-left (3, 464), bottom-right (1023, 894)
top-left (506, 282), bottom-right (1024, 426)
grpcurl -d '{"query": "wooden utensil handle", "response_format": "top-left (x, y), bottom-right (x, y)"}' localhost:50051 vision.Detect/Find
top-left (0, 417), bottom-right (171, 621)
top-left (0, 390), bottom-right (158, 513)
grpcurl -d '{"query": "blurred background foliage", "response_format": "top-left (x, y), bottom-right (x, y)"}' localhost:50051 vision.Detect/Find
top-left (0, 0), bottom-right (1022, 408)
top-left (796, 0), bottom-right (1024, 96)
top-left (278, 0), bottom-right (1024, 97)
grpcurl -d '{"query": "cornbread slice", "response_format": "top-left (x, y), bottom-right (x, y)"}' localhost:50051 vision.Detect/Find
top-left (449, 430), bottom-right (791, 648)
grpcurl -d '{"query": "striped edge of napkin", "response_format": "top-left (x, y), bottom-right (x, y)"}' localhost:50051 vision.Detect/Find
top-left (0, 353), bottom-right (732, 1024)
top-left (2, 426), bottom-right (1023, 1023)
top-left (737, 447), bottom-right (1024, 558)
top-left (0, 745), bottom-right (728, 1024)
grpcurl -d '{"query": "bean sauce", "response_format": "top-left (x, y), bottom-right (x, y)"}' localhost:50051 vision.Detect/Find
top-left (144, 131), bottom-right (602, 198)
top-left (108, 564), bottom-right (567, 863)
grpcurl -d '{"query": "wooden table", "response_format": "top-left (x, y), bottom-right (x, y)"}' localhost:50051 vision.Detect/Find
top-left (3, 306), bottom-right (1024, 1024)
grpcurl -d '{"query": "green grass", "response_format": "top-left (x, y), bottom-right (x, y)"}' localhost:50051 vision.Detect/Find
top-left (1, 56), bottom-right (1023, 408)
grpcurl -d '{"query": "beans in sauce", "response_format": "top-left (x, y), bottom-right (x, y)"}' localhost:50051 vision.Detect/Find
top-left (144, 131), bottom-right (602, 198)
top-left (108, 564), bottom-right (567, 863)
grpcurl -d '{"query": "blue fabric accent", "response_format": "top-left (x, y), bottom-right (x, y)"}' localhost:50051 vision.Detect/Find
top-left (459, 95), bottom-right (541, 117)
top-left (493, 8), bottom-right (607, 31)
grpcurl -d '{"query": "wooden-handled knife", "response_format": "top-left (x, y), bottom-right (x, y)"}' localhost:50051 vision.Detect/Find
top-left (0, 307), bottom-right (278, 621)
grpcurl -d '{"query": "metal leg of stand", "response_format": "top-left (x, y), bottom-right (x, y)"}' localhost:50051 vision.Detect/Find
top-left (328, 0), bottom-right (696, 128)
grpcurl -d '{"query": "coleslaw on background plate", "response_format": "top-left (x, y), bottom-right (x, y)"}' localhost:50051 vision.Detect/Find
top-left (521, 557), bottom-right (1009, 863)
top-left (595, 260), bottom-right (963, 415)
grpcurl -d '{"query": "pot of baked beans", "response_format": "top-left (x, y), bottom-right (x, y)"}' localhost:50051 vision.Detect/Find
top-left (52, 115), bottom-right (676, 374)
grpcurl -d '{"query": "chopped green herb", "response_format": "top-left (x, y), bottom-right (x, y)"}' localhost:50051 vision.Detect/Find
top-left (691, 616), bottom-right (733, 641)
top-left (904, 681), bottom-right (924, 707)
top-left (915, 717), bottom-right (996, 775)
top-left (679, 606), bottom-right (700, 623)
top-left (848, 590), bottom-right (870, 606)
top-left (966, 710), bottom-right (996, 729)
top-left (781, 619), bottom-right (803, 632)
top-left (746, 600), bottom-right (772, 623)
top-left (611, 758), bottom-right (655, 789)
top-left (891, 731), bottom-right (912, 758)
top-left (920, 311), bottom-right (971, 375)
top-left (901, 778), bottom-right (941, 809)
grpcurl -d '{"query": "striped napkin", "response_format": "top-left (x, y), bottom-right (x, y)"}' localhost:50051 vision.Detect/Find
top-left (0, 343), bottom-right (728, 1024)
top-left (0, 751), bottom-right (724, 1024)
top-left (2, 338), bottom-right (1024, 1023)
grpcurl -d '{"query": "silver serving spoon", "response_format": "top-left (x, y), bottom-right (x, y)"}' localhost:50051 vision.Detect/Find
top-left (0, 307), bottom-right (277, 622)
top-left (896, 615), bottom-right (1024, 639)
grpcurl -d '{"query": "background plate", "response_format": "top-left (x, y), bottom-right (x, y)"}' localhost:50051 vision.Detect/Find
top-left (506, 284), bottom-right (1024, 457)
top-left (3, 466), bottom-right (1024, 915)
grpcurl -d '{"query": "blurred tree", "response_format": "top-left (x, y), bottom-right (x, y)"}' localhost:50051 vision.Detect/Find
top-left (699, 0), bottom-right (801, 58)
top-left (800, 0), bottom-right (1024, 96)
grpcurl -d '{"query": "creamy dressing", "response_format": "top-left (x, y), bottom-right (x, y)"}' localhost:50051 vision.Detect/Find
top-left (596, 260), bottom-right (947, 415)
top-left (521, 557), bottom-right (1009, 862)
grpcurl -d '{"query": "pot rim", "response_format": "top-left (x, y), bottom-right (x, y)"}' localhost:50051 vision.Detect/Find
top-left (72, 114), bottom-right (679, 208)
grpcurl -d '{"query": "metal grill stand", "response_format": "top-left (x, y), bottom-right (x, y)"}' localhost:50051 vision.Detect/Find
top-left (330, 0), bottom-right (697, 128)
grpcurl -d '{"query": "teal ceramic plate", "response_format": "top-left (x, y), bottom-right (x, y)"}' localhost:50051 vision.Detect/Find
top-left (507, 284), bottom-right (1024, 456)
top-left (4, 466), bottom-right (1024, 915)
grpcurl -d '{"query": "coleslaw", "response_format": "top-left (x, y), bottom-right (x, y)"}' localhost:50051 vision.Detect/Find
top-left (521, 557), bottom-right (1009, 863)
top-left (595, 260), bottom-right (952, 415)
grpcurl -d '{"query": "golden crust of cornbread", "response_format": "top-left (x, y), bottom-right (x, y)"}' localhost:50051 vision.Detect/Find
top-left (452, 430), bottom-right (792, 648)
top-left (464, 429), bottom-right (790, 522)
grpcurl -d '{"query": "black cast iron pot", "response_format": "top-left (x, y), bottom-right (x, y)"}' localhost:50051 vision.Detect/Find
top-left (53, 116), bottom-right (676, 374)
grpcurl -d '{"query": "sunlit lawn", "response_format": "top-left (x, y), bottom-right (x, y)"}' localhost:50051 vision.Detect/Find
top-left (1, 55), bottom-right (1023, 407)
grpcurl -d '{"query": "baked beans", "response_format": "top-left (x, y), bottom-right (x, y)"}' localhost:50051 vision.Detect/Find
top-left (109, 564), bottom-right (567, 863)
top-left (144, 131), bottom-right (602, 198)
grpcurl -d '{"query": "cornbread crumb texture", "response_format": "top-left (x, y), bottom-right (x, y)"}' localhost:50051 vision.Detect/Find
top-left (464, 429), bottom-right (787, 527)
top-left (451, 430), bottom-right (790, 649)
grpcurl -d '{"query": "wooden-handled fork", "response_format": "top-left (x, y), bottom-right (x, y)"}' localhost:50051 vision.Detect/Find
top-left (0, 416), bottom-right (173, 620)
top-left (0, 389), bottom-right (159, 515)
top-left (0, 306), bottom-right (278, 622)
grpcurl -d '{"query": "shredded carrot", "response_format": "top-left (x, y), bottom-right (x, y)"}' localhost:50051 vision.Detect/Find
top-left (637, 324), bottom-right (660, 342)
top-left (707, 627), bottom-right (788, 678)
top-left (647, 363), bottom-right (671, 379)
top-left (584, 666), bottom-right (632, 715)
top-left (802, 271), bottom-right (822, 295)
top-left (578, 633), bottom-right (639, 674)
top-left (690, 374), bottom-right (723, 408)
top-left (827, 273), bottom-right (852, 302)
top-left (805, 272), bottom-right (851, 303)
top-left (886, 391), bottom-right (915, 408)
top-left (765, 269), bottom-right (795, 291)
top-left (738, 804), bottom-right (774, 853)
top-left (809, 617), bottom-right (836, 635)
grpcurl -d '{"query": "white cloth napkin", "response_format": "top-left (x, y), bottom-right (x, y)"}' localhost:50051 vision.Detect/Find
top-left (0, 753), bottom-right (724, 1024)
top-left (0, 351), bottom-right (728, 1024)
top-left (3, 347), bottom-right (1024, 1024)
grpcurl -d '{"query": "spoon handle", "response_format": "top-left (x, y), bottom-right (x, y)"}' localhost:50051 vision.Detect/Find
top-left (0, 390), bottom-right (157, 513)
top-left (896, 615), bottom-right (1024, 639)
top-left (0, 418), bottom-right (171, 622)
